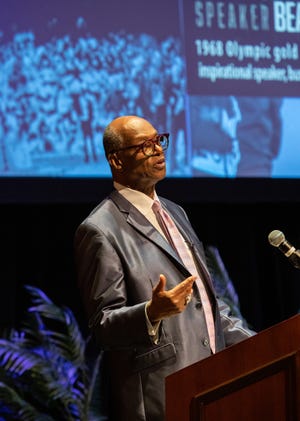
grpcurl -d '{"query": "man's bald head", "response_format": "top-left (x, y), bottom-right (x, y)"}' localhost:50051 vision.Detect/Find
top-left (103, 116), bottom-right (153, 158)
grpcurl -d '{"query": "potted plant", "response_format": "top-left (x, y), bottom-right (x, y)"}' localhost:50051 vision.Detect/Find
top-left (0, 285), bottom-right (101, 421)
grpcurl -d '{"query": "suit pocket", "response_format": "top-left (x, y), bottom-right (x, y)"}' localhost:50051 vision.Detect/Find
top-left (132, 342), bottom-right (176, 372)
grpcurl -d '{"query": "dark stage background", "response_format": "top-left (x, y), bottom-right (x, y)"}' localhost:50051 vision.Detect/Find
top-left (1, 190), bottom-right (300, 334)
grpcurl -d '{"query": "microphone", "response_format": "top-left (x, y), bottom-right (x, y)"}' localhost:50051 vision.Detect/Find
top-left (268, 230), bottom-right (300, 269)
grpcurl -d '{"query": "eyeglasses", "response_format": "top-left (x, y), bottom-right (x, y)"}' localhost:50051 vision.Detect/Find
top-left (111, 133), bottom-right (169, 157)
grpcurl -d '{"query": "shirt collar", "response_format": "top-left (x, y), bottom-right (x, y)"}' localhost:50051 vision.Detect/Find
top-left (114, 182), bottom-right (159, 216)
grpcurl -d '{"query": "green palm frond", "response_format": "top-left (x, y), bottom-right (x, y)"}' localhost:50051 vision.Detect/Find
top-left (24, 285), bottom-right (54, 306)
top-left (0, 340), bottom-right (87, 411)
top-left (0, 340), bottom-right (46, 375)
top-left (13, 286), bottom-right (86, 368)
top-left (0, 285), bottom-right (98, 421)
top-left (0, 382), bottom-right (54, 421)
top-left (26, 304), bottom-right (86, 364)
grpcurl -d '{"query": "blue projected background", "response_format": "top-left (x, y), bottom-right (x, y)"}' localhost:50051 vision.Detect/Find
top-left (1, 0), bottom-right (300, 178)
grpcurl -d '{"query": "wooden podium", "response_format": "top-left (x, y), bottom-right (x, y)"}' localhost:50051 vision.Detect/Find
top-left (166, 314), bottom-right (300, 421)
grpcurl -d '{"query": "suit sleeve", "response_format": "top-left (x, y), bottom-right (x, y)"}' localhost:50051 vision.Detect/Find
top-left (74, 222), bottom-right (154, 350)
top-left (217, 298), bottom-right (255, 346)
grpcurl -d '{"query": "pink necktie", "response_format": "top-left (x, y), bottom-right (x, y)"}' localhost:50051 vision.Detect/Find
top-left (152, 200), bottom-right (216, 353)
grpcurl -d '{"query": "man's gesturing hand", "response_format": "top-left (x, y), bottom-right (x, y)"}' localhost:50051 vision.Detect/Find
top-left (147, 274), bottom-right (196, 323)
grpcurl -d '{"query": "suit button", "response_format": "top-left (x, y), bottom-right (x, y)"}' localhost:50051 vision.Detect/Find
top-left (203, 338), bottom-right (209, 347)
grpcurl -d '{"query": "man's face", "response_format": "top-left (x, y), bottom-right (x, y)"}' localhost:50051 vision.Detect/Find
top-left (111, 117), bottom-right (167, 195)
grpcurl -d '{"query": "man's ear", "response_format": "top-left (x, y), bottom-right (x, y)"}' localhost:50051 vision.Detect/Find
top-left (108, 153), bottom-right (123, 171)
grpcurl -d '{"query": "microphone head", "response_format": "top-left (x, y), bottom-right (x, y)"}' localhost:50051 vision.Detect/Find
top-left (268, 230), bottom-right (285, 247)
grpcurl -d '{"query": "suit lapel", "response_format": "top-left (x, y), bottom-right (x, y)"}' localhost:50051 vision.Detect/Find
top-left (109, 190), bottom-right (187, 269)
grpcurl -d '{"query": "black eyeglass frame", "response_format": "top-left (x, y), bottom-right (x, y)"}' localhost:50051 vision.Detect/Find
top-left (110, 133), bottom-right (170, 157)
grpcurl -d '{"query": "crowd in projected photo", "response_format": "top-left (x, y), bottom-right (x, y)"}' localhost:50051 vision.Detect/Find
top-left (0, 30), bottom-right (185, 175)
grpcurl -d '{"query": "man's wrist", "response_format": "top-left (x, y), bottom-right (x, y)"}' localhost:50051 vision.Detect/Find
top-left (146, 300), bottom-right (160, 324)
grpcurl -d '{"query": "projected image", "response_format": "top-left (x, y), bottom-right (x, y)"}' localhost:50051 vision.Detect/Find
top-left (0, 29), bottom-right (185, 176)
top-left (0, 0), bottom-right (300, 178)
top-left (188, 95), bottom-right (284, 177)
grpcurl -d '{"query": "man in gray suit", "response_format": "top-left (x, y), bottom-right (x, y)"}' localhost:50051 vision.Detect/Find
top-left (74, 115), bottom-right (254, 421)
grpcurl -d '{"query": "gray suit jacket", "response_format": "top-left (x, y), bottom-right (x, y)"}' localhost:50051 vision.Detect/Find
top-left (74, 190), bottom-right (253, 421)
